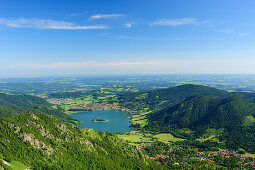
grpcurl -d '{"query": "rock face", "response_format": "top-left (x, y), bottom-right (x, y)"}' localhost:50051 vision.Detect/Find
top-left (20, 132), bottom-right (46, 150)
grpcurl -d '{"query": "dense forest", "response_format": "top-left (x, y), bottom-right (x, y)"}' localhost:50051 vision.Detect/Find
top-left (117, 84), bottom-right (255, 111)
top-left (0, 112), bottom-right (159, 169)
top-left (117, 84), bottom-right (229, 111)
top-left (145, 95), bottom-right (255, 153)
top-left (0, 93), bottom-right (77, 125)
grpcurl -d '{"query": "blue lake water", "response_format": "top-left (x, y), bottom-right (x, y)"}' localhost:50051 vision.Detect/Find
top-left (70, 110), bottom-right (132, 133)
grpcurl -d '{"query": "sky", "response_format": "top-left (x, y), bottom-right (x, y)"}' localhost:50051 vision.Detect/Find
top-left (0, 0), bottom-right (255, 77)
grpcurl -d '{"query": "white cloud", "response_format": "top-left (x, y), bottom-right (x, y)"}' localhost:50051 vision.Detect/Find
top-left (90, 14), bottom-right (126, 20)
top-left (151, 18), bottom-right (196, 26)
top-left (239, 33), bottom-right (248, 36)
top-left (124, 21), bottom-right (135, 28)
top-left (220, 29), bottom-right (234, 34)
top-left (0, 18), bottom-right (107, 30)
top-left (99, 33), bottom-right (140, 40)
top-left (218, 30), bottom-right (248, 37)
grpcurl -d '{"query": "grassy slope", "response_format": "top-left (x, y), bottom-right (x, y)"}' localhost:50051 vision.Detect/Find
top-left (154, 133), bottom-right (181, 143)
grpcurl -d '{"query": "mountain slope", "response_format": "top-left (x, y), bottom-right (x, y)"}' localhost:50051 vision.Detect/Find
top-left (231, 92), bottom-right (255, 103)
top-left (0, 93), bottom-right (76, 125)
top-left (118, 84), bottom-right (229, 111)
top-left (145, 95), bottom-right (255, 152)
top-left (0, 112), bottom-right (159, 169)
top-left (146, 95), bottom-right (255, 129)
top-left (0, 93), bottom-right (50, 107)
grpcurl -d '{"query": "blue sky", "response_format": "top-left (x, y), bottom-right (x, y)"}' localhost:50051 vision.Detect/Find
top-left (0, 0), bottom-right (255, 76)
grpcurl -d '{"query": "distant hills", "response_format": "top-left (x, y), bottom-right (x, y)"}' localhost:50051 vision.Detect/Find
top-left (0, 93), bottom-right (50, 107)
top-left (118, 84), bottom-right (255, 110)
top-left (0, 93), bottom-right (76, 125)
top-left (118, 84), bottom-right (229, 111)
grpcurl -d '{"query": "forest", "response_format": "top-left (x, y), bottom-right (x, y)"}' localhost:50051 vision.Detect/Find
top-left (145, 95), bottom-right (255, 153)
top-left (0, 111), bottom-right (159, 169)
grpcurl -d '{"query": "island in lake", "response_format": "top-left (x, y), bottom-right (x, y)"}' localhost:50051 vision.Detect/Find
top-left (92, 118), bottom-right (109, 122)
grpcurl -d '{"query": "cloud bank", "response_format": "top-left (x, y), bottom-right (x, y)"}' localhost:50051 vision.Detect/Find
top-left (151, 18), bottom-right (196, 26)
top-left (90, 14), bottom-right (126, 20)
top-left (1, 59), bottom-right (255, 76)
top-left (0, 18), bottom-right (107, 30)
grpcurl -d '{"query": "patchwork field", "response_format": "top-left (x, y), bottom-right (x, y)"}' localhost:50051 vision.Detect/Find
top-left (153, 133), bottom-right (182, 143)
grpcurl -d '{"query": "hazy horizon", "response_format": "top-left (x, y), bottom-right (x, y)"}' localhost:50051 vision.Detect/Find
top-left (1, 0), bottom-right (255, 76)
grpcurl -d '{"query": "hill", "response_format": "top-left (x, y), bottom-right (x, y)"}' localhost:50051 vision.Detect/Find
top-left (231, 92), bottom-right (255, 103)
top-left (0, 93), bottom-right (50, 107)
top-left (118, 84), bottom-right (229, 111)
top-left (145, 95), bottom-right (255, 152)
top-left (0, 112), bottom-right (159, 169)
top-left (0, 93), bottom-right (76, 125)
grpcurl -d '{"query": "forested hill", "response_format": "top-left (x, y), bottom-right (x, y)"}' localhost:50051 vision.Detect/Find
top-left (145, 95), bottom-right (255, 152)
top-left (0, 93), bottom-right (50, 107)
top-left (118, 84), bottom-right (229, 110)
top-left (0, 112), bottom-right (159, 169)
top-left (0, 93), bottom-right (76, 125)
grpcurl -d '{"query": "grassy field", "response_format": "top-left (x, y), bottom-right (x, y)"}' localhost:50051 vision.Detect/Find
top-left (130, 111), bottom-right (150, 128)
top-left (9, 160), bottom-right (29, 170)
top-left (117, 131), bottom-right (155, 145)
top-left (117, 134), bottom-right (144, 142)
top-left (48, 91), bottom-right (120, 114)
top-left (197, 128), bottom-right (222, 142)
top-left (242, 152), bottom-right (255, 158)
top-left (154, 133), bottom-right (182, 143)
top-left (197, 135), bottom-right (220, 143)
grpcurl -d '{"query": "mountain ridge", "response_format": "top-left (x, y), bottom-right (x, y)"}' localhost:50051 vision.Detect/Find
top-left (144, 95), bottom-right (255, 152)
top-left (0, 112), bottom-right (159, 169)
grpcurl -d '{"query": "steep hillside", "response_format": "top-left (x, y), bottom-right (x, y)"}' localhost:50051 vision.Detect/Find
top-left (0, 93), bottom-right (50, 107)
top-left (0, 93), bottom-right (76, 125)
top-left (146, 95), bottom-right (255, 129)
top-left (0, 112), bottom-right (159, 169)
top-left (145, 96), bottom-right (255, 152)
top-left (118, 84), bottom-right (229, 111)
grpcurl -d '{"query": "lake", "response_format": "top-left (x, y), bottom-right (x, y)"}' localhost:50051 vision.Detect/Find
top-left (70, 110), bottom-right (132, 133)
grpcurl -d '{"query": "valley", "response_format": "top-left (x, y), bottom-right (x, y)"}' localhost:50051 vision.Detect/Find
top-left (41, 81), bottom-right (255, 168)
top-left (1, 76), bottom-right (255, 169)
